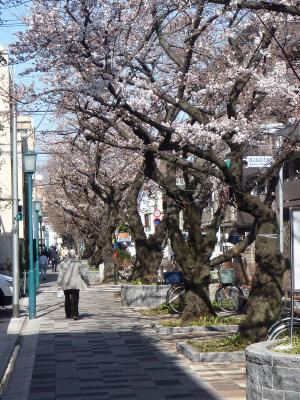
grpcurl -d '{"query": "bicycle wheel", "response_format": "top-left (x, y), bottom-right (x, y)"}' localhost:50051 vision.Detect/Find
top-left (166, 285), bottom-right (185, 314)
top-left (268, 318), bottom-right (300, 340)
top-left (215, 285), bottom-right (241, 312)
top-left (115, 269), bottom-right (128, 282)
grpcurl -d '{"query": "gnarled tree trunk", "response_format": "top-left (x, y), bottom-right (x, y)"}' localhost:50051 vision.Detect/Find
top-left (182, 261), bottom-right (216, 321)
top-left (126, 170), bottom-right (166, 284)
top-left (239, 217), bottom-right (288, 341)
top-left (166, 189), bottom-right (221, 320)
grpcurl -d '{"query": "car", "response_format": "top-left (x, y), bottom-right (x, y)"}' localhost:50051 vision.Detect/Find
top-left (0, 274), bottom-right (13, 307)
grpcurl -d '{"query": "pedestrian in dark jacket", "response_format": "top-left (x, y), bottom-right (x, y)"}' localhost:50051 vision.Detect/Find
top-left (39, 253), bottom-right (48, 280)
top-left (50, 246), bottom-right (59, 272)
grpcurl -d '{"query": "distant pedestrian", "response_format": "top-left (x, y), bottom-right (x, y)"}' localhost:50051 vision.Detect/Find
top-left (50, 246), bottom-right (59, 272)
top-left (39, 252), bottom-right (48, 280)
top-left (57, 249), bottom-right (89, 320)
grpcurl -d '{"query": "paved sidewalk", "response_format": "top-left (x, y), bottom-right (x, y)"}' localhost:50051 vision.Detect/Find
top-left (3, 275), bottom-right (246, 400)
top-left (0, 301), bottom-right (26, 395)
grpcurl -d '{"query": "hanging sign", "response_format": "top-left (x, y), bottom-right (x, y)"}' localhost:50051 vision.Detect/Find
top-left (245, 156), bottom-right (273, 168)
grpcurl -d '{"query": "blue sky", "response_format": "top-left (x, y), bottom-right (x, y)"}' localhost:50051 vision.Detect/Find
top-left (0, 2), bottom-right (56, 164)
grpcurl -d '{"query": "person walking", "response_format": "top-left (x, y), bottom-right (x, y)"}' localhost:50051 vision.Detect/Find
top-left (39, 252), bottom-right (48, 281)
top-left (51, 246), bottom-right (59, 272)
top-left (57, 249), bottom-right (89, 320)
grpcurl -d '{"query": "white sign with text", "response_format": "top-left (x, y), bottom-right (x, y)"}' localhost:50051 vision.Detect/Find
top-left (246, 156), bottom-right (273, 168)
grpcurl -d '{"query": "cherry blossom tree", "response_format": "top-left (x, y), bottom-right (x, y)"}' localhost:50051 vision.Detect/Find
top-left (43, 136), bottom-right (170, 282)
top-left (13, 0), bottom-right (300, 339)
top-left (43, 141), bottom-right (108, 266)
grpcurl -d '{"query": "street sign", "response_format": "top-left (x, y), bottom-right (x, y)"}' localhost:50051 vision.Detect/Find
top-left (245, 156), bottom-right (273, 168)
top-left (153, 218), bottom-right (161, 226)
top-left (153, 209), bottom-right (161, 218)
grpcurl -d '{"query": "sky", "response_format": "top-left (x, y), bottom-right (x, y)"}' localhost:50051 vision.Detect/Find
top-left (0, 1), bottom-right (56, 166)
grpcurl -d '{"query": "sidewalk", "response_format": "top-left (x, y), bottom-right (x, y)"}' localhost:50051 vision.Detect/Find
top-left (0, 300), bottom-right (26, 396)
top-left (2, 273), bottom-right (246, 400)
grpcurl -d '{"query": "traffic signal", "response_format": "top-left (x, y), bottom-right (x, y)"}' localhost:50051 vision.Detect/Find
top-left (17, 205), bottom-right (23, 221)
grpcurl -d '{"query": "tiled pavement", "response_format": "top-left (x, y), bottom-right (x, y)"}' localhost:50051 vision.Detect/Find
top-left (2, 275), bottom-right (246, 400)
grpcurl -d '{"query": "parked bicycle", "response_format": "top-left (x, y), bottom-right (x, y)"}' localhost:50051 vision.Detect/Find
top-left (267, 296), bottom-right (300, 340)
top-left (267, 317), bottom-right (300, 340)
top-left (115, 264), bottom-right (133, 282)
top-left (215, 268), bottom-right (248, 312)
top-left (166, 283), bottom-right (185, 313)
top-left (166, 267), bottom-right (248, 314)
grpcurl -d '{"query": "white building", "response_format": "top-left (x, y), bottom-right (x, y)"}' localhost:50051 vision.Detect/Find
top-left (0, 49), bottom-right (35, 267)
top-left (138, 188), bottom-right (164, 236)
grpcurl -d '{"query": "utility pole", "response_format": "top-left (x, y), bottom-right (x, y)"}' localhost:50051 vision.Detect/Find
top-left (279, 135), bottom-right (284, 254)
top-left (10, 74), bottom-right (20, 318)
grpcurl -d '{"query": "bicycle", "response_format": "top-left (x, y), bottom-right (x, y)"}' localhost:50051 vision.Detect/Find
top-left (214, 268), bottom-right (246, 313)
top-left (115, 265), bottom-right (132, 282)
top-left (166, 283), bottom-right (185, 313)
top-left (166, 268), bottom-right (247, 314)
top-left (268, 317), bottom-right (300, 340)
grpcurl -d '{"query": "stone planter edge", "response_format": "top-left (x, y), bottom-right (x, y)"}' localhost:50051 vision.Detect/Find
top-left (177, 341), bottom-right (245, 362)
top-left (150, 322), bottom-right (239, 334)
top-left (246, 341), bottom-right (300, 400)
top-left (121, 284), bottom-right (171, 307)
top-left (246, 340), bottom-right (300, 367)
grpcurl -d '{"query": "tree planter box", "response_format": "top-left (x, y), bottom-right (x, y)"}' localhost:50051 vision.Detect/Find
top-left (87, 271), bottom-right (101, 285)
top-left (246, 341), bottom-right (300, 399)
top-left (121, 284), bottom-right (171, 307)
top-left (150, 322), bottom-right (239, 334)
top-left (86, 264), bottom-right (105, 286)
top-left (177, 341), bottom-right (245, 362)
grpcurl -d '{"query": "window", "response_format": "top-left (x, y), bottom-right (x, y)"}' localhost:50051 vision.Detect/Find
top-left (290, 158), bottom-right (300, 179)
top-left (283, 161), bottom-right (290, 180)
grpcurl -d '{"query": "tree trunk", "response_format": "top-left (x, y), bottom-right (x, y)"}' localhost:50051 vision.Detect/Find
top-left (166, 196), bottom-right (218, 320)
top-left (133, 238), bottom-right (162, 283)
top-left (181, 263), bottom-right (216, 322)
top-left (239, 218), bottom-right (288, 341)
top-left (100, 206), bottom-right (118, 282)
top-left (102, 233), bottom-right (116, 282)
top-left (126, 169), bottom-right (165, 283)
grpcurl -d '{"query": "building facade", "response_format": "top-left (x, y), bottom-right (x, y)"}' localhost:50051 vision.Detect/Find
top-left (0, 50), bottom-right (35, 272)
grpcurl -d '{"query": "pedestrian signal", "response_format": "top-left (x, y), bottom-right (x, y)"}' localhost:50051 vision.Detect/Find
top-left (17, 205), bottom-right (23, 221)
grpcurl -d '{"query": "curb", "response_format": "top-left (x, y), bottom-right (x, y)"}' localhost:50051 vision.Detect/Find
top-left (0, 314), bottom-right (26, 387)
top-left (150, 322), bottom-right (239, 334)
top-left (176, 341), bottom-right (245, 362)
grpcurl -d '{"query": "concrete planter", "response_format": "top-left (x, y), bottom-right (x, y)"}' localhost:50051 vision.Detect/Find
top-left (121, 284), bottom-right (171, 307)
top-left (246, 341), bottom-right (300, 399)
top-left (150, 322), bottom-right (239, 334)
top-left (177, 341), bottom-right (245, 362)
top-left (86, 264), bottom-right (105, 285)
top-left (87, 271), bottom-right (100, 285)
